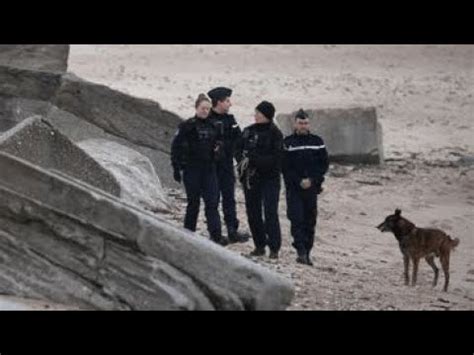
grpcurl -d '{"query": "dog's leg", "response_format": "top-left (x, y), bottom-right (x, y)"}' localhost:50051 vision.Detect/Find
top-left (411, 257), bottom-right (420, 286)
top-left (440, 252), bottom-right (450, 292)
top-left (403, 254), bottom-right (410, 286)
top-left (425, 256), bottom-right (439, 287)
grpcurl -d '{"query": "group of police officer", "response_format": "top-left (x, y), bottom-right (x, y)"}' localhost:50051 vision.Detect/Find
top-left (171, 87), bottom-right (328, 266)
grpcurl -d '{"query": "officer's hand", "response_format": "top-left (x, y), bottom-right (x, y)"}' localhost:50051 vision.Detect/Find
top-left (214, 141), bottom-right (223, 152)
top-left (173, 169), bottom-right (182, 183)
top-left (214, 141), bottom-right (225, 161)
top-left (300, 178), bottom-right (312, 190)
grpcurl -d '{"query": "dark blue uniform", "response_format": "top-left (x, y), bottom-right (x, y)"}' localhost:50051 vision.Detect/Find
top-left (236, 122), bottom-right (284, 255)
top-left (208, 109), bottom-right (242, 237)
top-left (171, 116), bottom-right (222, 240)
top-left (282, 132), bottom-right (329, 261)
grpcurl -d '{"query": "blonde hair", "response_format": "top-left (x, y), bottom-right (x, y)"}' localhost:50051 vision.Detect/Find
top-left (195, 93), bottom-right (210, 108)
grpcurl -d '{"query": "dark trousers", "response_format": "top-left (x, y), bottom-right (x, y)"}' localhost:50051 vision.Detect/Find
top-left (183, 164), bottom-right (221, 237)
top-left (243, 176), bottom-right (282, 252)
top-left (216, 159), bottom-right (239, 234)
top-left (286, 186), bottom-right (318, 254)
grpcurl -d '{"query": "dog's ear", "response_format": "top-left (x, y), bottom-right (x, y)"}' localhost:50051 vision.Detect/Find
top-left (395, 209), bottom-right (402, 216)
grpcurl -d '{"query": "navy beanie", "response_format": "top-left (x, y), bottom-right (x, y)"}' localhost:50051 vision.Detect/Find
top-left (256, 101), bottom-right (276, 120)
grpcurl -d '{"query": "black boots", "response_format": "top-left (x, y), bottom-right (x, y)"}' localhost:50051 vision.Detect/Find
top-left (249, 248), bottom-right (266, 257)
top-left (248, 248), bottom-right (279, 259)
top-left (296, 249), bottom-right (313, 266)
top-left (228, 230), bottom-right (250, 244)
top-left (210, 234), bottom-right (229, 246)
top-left (269, 250), bottom-right (279, 259)
top-left (210, 230), bottom-right (250, 247)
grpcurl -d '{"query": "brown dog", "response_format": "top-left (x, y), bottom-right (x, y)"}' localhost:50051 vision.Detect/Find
top-left (377, 209), bottom-right (459, 291)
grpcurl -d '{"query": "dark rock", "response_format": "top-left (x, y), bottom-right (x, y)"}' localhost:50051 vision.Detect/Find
top-left (0, 45), bottom-right (69, 72)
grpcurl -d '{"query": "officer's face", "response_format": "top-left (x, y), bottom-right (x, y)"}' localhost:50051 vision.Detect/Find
top-left (196, 100), bottom-right (211, 119)
top-left (216, 97), bottom-right (232, 113)
top-left (295, 118), bottom-right (310, 134)
top-left (254, 110), bottom-right (270, 124)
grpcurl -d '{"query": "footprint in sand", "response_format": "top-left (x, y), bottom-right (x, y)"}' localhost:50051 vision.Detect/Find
top-left (316, 266), bottom-right (337, 274)
top-left (381, 249), bottom-right (395, 257)
top-left (431, 304), bottom-right (451, 310)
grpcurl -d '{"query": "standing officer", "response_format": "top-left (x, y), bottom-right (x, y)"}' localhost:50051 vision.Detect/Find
top-left (171, 93), bottom-right (228, 246)
top-left (207, 87), bottom-right (249, 244)
top-left (282, 109), bottom-right (329, 266)
top-left (236, 101), bottom-right (284, 259)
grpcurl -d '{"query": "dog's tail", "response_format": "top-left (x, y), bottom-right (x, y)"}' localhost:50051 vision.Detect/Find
top-left (448, 236), bottom-right (460, 251)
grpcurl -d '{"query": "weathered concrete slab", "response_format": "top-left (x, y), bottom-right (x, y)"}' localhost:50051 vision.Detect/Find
top-left (78, 139), bottom-right (172, 213)
top-left (0, 64), bottom-right (182, 186)
top-left (53, 73), bottom-right (180, 154)
top-left (276, 107), bottom-right (384, 164)
top-left (0, 116), bottom-right (120, 197)
top-left (0, 45), bottom-right (69, 72)
top-left (0, 65), bottom-right (62, 101)
top-left (0, 152), bottom-right (294, 310)
top-left (0, 96), bottom-right (52, 133)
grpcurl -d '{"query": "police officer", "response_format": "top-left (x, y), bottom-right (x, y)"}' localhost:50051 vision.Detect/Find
top-left (171, 93), bottom-right (228, 246)
top-left (236, 101), bottom-right (284, 259)
top-left (282, 109), bottom-right (329, 266)
top-left (207, 87), bottom-right (250, 244)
